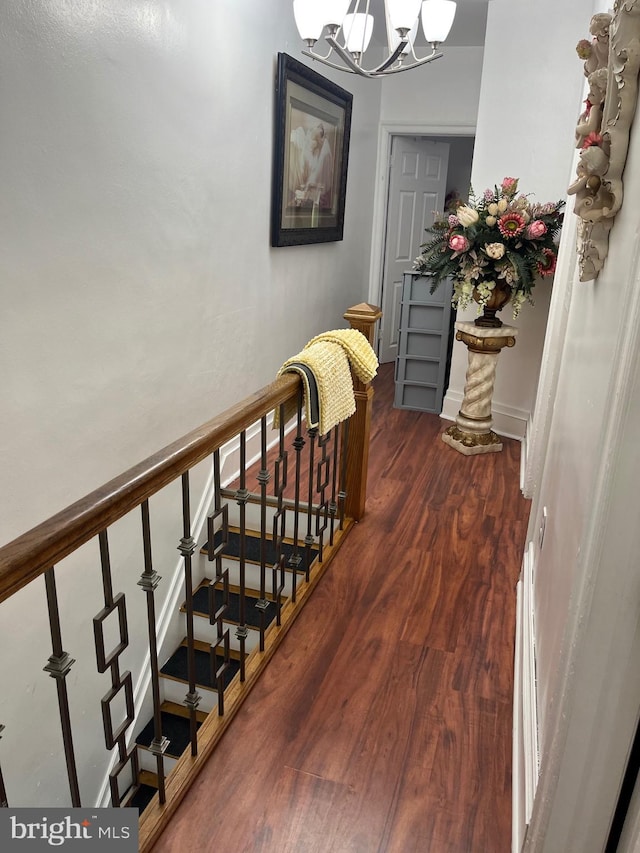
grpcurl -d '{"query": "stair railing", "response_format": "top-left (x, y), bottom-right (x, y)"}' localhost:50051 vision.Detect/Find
top-left (0, 303), bottom-right (381, 852)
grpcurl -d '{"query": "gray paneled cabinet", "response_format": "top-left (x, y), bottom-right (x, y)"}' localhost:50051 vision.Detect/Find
top-left (394, 272), bottom-right (454, 413)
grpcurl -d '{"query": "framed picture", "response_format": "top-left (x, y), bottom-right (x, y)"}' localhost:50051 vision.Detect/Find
top-left (271, 53), bottom-right (353, 247)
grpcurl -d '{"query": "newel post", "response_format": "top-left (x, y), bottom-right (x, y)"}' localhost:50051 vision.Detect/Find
top-left (343, 302), bottom-right (382, 521)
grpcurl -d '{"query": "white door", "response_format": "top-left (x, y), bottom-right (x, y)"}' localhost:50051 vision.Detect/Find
top-left (379, 137), bottom-right (450, 364)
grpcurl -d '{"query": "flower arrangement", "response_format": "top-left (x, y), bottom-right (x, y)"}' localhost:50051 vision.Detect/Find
top-left (413, 178), bottom-right (565, 318)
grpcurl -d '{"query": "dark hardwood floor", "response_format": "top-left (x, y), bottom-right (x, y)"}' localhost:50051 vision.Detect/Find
top-left (151, 362), bottom-right (531, 853)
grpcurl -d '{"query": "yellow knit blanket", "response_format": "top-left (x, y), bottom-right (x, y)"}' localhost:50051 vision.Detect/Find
top-left (274, 328), bottom-right (378, 435)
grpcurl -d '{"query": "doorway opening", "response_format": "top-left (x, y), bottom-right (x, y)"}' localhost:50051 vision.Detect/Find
top-left (376, 132), bottom-right (474, 415)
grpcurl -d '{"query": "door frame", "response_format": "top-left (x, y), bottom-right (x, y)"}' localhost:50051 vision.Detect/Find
top-left (367, 122), bottom-right (476, 334)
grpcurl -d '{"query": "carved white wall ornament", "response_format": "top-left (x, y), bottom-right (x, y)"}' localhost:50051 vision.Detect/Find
top-left (569, 1), bottom-right (640, 281)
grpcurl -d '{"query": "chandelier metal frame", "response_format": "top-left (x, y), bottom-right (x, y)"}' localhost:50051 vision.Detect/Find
top-left (294, 0), bottom-right (457, 79)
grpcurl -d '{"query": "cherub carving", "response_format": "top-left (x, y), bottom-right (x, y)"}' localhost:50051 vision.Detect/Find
top-left (583, 13), bottom-right (613, 74)
top-left (575, 67), bottom-right (609, 147)
top-left (567, 143), bottom-right (614, 222)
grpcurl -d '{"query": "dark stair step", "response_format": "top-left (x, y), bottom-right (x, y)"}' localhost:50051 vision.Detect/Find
top-left (135, 707), bottom-right (203, 759)
top-left (160, 643), bottom-right (240, 690)
top-left (129, 783), bottom-right (157, 814)
top-left (190, 583), bottom-right (279, 630)
top-left (200, 529), bottom-right (319, 574)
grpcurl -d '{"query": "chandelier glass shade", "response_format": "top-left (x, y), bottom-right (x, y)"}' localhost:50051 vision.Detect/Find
top-left (292, 0), bottom-right (457, 78)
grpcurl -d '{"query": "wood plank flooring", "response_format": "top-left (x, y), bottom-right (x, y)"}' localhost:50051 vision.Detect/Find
top-left (151, 362), bottom-right (531, 853)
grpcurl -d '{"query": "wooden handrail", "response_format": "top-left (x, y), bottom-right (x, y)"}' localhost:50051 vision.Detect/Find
top-left (0, 373), bottom-right (300, 605)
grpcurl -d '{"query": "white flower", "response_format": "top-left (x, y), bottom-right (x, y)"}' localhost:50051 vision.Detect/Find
top-left (497, 198), bottom-right (509, 213)
top-left (487, 203), bottom-right (499, 216)
top-left (456, 205), bottom-right (479, 227)
top-left (484, 242), bottom-right (505, 259)
top-left (485, 215), bottom-right (497, 227)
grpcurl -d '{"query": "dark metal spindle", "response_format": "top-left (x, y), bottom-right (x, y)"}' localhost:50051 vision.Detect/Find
top-left (305, 428), bottom-right (318, 581)
top-left (208, 450), bottom-right (231, 716)
top-left (179, 472), bottom-right (200, 756)
top-left (314, 431), bottom-right (331, 563)
top-left (235, 432), bottom-right (249, 680)
top-left (95, 531), bottom-right (136, 807)
top-left (137, 500), bottom-right (168, 804)
top-left (289, 389), bottom-right (305, 602)
top-left (271, 403), bottom-right (288, 624)
top-left (329, 425), bottom-right (340, 545)
top-left (43, 567), bottom-right (81, 807)
top-left (0, 725), bottom-right (8, 807)
top-left (255, 416), bottom-right (271, 651)
top-left (338, 418), bottom-right (350, 530)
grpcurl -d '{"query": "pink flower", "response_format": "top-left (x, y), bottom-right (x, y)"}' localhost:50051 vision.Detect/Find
top-left (501, 177), bottom-right (519, 195)
top-left (526, 220), bottom-right (547, 239)
top-left (484, 188), bottom-right (494, 201)
top-left (448, 234), bottom-right (469, 253)
top-left (448, 214), bottom-right (459, 227)
top-left (498, 211), bottom-right (526, 239)
top-left (537, 248), bottom-right (557, 277)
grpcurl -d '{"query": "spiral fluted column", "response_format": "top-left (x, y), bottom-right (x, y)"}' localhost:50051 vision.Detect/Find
top-left (442, 321), bottom-right (518, 456)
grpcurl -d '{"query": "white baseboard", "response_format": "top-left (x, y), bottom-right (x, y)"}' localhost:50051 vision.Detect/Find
top-left (512, 542), bottom-right (539, 852)
top-left (520, 414), bottom-right (534, 493)
top-left (441, 390), bottom-right (528, 440)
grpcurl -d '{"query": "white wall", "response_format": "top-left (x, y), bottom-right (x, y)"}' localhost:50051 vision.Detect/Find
top-left (525, 114), bottom-right (640, 850)
top-left (513, 1), bottom-right (640, 849)
top-left (441, 0), bottom-right (594, 436)
top-left (380, 46), bottom-right (484, 126)
top-left (0, 0), bottom-right (382, 807)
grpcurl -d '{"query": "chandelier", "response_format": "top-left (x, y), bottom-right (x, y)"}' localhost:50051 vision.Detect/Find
top-left (292, 0), bottom-right (457, 78)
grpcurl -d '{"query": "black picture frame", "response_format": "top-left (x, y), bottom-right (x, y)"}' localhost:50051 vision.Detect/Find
top-left (271, 53), bottom-right (353, 247)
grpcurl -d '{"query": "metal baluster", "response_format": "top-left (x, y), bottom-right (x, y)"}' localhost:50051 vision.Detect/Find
top-left (255, 416), bottom-right (271, 651)
top-left (289, 388), bottom-right (305, 601)
top-left (208, 450), bottom-right (231, 716)
top-left (0, 725), bottom-right (8, 807)
top-left (43, 567), bottom-right (80, 807)
top-left (338, 418), bottom-right (350, 530)
top-left (235, 432), bottom-right (249, 681)
top-left (305, 427), bottom-right (318, 581)
top-left (137, 501), bottom-right (168, 804)
top-left (315, 430), bottom-right (331, 563)
top-left (329, 424), bottom-right (340, 546)
top-left (179, 472), bottom-right (200, 756)
top-left (95, 532), bottom-right (135, 808)
top-left (271, 402), bottom-right (288, 625)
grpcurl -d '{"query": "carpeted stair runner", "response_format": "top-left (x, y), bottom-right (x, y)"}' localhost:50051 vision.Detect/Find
top-left (200, 530), bottom-right (319, 574)
top-left (191, 583), bottom-right (278, 629)
top-left (130, 783), bottom-right (157, 814)
top-left (161, 644), bottom-right (240, 690)
top-left (135, 710), bottom-right (202, 759)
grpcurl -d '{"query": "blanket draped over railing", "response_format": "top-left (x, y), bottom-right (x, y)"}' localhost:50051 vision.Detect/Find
top-left (274, 328), bottom-right (378, 435)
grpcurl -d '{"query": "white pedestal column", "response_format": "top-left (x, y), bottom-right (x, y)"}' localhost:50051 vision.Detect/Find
top-left (442, 321), bottom-right (518, 455)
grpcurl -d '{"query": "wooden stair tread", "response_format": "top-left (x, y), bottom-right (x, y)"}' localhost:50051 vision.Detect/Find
top-left (138, 769), bottom-right (159, 789)
top-left (161, 701), bottom-right (208, 724)
top-left (186, 637), bottom-right (243, 659)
